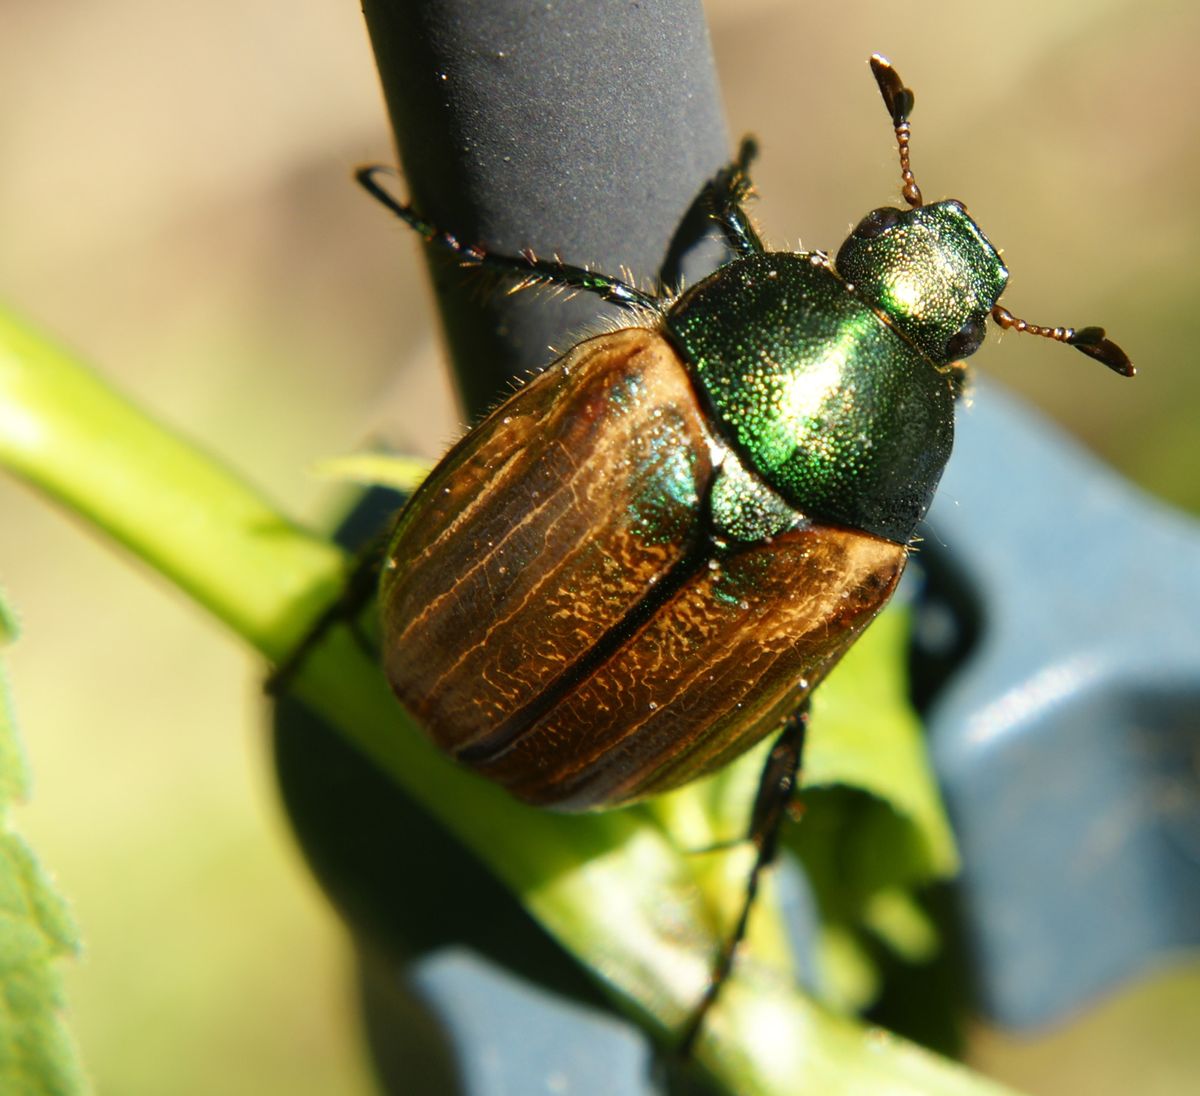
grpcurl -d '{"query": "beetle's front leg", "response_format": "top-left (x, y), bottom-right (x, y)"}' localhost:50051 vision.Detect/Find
top-left (947, 359), bottom-right (972, 401)
top-left (703, 136), bottom-right (767, 258)
top-left (677, 702), bottom-right (809, 1055)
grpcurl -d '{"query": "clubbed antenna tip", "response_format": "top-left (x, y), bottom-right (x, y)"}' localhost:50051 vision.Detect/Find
top-left (992, 306), bottom-right (1135, 377)
top-left (869, 54), bottom-right (922, 208)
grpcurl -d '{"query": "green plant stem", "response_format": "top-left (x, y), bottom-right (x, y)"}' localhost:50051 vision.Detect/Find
top-left (0, 309), bottom-right (344, 661)
top-left (0, 307), bottom-right (1016, 1095)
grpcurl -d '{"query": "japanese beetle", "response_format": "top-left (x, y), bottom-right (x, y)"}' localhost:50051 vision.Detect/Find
top-left (365, 55), bottom-right (1132, 814)
top-left (338, 54), bottom-right (1134, 1050)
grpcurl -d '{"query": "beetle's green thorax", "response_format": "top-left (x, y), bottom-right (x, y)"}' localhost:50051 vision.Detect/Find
top-left (665, 252), bottom-right (954, 545)
top-left (837, 200), bottom-right (1009, 363)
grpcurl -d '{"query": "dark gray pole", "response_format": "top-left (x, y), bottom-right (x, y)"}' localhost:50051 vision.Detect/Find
top-left (360, 0), bottom-right (731, 418)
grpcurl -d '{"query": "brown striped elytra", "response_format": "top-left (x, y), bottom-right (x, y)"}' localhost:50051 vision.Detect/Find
top-left (366, 55), bottom-right (1129, 813)
top-left (380, 327), bottom-right (906, 809)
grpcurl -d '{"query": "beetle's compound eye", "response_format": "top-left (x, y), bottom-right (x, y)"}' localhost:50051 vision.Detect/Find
top-left (853, 206), bottom-right (905, 240)
top-left (944, 314), bottom-right (988, 361)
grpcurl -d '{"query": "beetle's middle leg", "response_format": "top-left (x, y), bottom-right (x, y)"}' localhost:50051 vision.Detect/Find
top-left (677, 701), bottom-right (809, 1055)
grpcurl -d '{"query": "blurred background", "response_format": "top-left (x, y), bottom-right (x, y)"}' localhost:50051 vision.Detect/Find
top-left (0, 1), bottom-right (1196, 1092)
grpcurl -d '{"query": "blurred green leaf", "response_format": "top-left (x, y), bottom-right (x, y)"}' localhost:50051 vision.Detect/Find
top-left (790, 607), bottom-right (959, 1012)
top-left (0, 596), bottom-right (16, 645)
top-left (312, 452), bottom-right (433, 495)
top-left (809, 607), bottom-right (957, 877)
top-left (0, 590), bottom-right (85, 1095)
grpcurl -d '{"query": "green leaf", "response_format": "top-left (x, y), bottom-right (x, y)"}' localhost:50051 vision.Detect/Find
top-left (810, 606), bottom-right (957, 878)
top-left (0, 597), bottom-right (16, 644)
top-left (312, 452), bottom-right (433, 495)
top-left (0, 590), bottom-right (86, 1095)
top-left (789, 606), bottom-right (959, 1012)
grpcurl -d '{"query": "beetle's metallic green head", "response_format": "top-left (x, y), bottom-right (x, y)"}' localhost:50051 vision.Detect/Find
top-left (836, 200), bottom-right (1008, 365)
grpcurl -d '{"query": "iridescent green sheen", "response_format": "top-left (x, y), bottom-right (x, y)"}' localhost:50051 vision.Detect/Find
top-left (836, 201), bottom-right (1008, 361)
top-left (709, 448), bottom-right (802, 544)
top-left (666, 252), bottom-right (957, 544)
top-left (626, 404), bottom-right (701, 545)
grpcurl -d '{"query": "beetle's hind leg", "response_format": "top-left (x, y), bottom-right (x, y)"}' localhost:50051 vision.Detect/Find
top-left (356, 167), bottom-right (661, 314)
top-left (704, 136), bottom-right (767, 257)
top-left (677, 702), bottom-right (809, 1055)
top-left (266, 535), bottom-right (387, 695)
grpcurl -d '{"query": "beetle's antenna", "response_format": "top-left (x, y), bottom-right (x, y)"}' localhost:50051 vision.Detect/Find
top-left (869, 54), bottom-right (922, 208)
top-left (991, 305), bottom-right (1135, 376)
